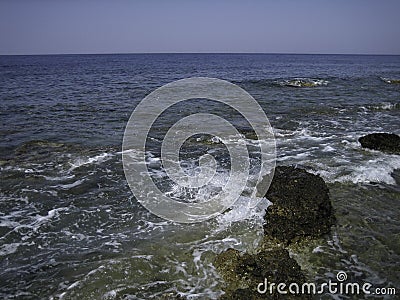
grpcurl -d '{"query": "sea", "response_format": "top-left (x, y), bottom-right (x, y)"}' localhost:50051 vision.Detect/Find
top-left (0, 54), bottom-right (399, 299)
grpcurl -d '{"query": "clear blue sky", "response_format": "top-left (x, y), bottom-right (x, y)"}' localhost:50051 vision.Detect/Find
top-left (1, 0), bottom-right (399, 55)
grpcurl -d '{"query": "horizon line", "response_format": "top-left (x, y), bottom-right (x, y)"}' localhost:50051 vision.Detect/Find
top-left (1, 51), bottom-right (400, 57)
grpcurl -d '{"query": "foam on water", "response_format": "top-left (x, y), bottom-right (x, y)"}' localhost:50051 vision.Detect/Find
top-left (0, 243), bottom-right (21, 256)
top-left (214, 196), bottom-right (270, 234)
top-left (370, 102), bottom-right (399, 111)
top-left (54, 157), bottom-right (270, 299)
top-left (2, 53), bottom-right (400, 299)
top-left (69, 152), bottom-right (113, 171)
top-left (51, 179), bottom-right (86, 190)
top-left (306, 153), bottom-right (400, 186)
top-left (273, 122), bottom-right (400, 186)
top-left (32, 207), bottom-right (69, 227)
top-left (43, 174), bottom-right (75, 181)
top-left (334, 154), bottom-right (400, 185)
top-left (276, 78), bottom-right (329, 87)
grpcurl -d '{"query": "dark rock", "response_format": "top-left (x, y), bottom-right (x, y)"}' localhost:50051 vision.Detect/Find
top-left (215, 248), bottom-right (311, 299)
top-left (219, 288), bottom-right (260, 300)
top-left (214, 166), bottom-right (337, 299)
top-left (263, 166), bottom-right (335, 245)
top-left (242, 131), bottom-right (258, 140)
top-left (359, 133), bottom-right (400, 154)
top-left (381, 78), bottom-right (400, 84)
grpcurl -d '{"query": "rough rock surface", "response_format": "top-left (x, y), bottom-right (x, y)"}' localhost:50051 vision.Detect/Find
top-left (215, 248), bottom-right (311, 299)
top-left (215, 166), bottom-right (336, 299)
top-left (359, 133), bottom-right (400, 154)
top-left (263, 166), bottom-right (335, 245)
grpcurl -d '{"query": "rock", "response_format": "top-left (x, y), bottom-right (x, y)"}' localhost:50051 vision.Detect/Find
top-left (381, 78), bottom-right (400, 84)
top-left (263, 166), bottom-right (335, 245)
top-left (214, 166), bottom-right (336, 299)
top-left (241, 130), bottom-right (258, 140)
top-left (359, 133), bottom-right (400, 154)
top-left (215, 248), bottom-right (311, 299)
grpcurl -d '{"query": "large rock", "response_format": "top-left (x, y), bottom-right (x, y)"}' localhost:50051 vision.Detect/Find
top-left (214, 248), bottom-right (310, 299)
top-left (214, 166), bottom-right (336, 299)
top-left (359, 133), bottom-right (400, 154)
top-left (263, 166), bottom-right (335, 245)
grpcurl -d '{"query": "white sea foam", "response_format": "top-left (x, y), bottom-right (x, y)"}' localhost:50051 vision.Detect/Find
top-left (102, 290), bottom-right (117, 299)
top-left (66, 281), bottom-right (81, 290)
top-left (309, 152), bottom-right (400, 185)
top-left (376, 102), bottom-right (398, 110)
top-left (32, 207), bottom-right (69, 228)
top-left (0, 219), bottom-right (21, 228)
top-left (52, 179), bottom-right (85, 190)
top-left (277, 152), bottom-right (310, 162)
top-left (215, 196), bottom-right (270, 231)
top-left (43, 174), bottom-right (75, 181)
top-left (0, 243), bottom-right (21, 256)
top-left (277, 78), bottom-right (329, 87)
top-left (363, 102), bottom-right (400, 111)
top-left (335, 155), bottom-right (400, 185)
top-left (322, 145), bottom-right (335, 152)
top-left (312, 246), bottom-right (324, 254)
top-left (69, 152), bottom-right (113, 171)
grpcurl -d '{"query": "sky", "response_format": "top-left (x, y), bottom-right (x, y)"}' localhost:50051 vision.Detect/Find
top-left (0, 0), bottom-right (400, 55)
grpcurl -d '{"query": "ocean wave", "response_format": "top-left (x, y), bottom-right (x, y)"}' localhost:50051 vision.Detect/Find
top-left (277, 78), bottom-right (329, 88)
top-left (51, 179), bottom-right (86, 190)
top-left (340, 154), bottom-right (400, 185)
top-left (68, 152), bottom-right (113, 171)
top-left (31, 207), bottom-right (70, 228)
top-left (312, 154), bottom-right (400, 185)
top-left (364, 102), bottom-right (400, 111)
top-left (0, 243), bottom-right (21, 256)
top-left (274, 127), bottom-right (329, 141)
top-left (274, 125), bottom-right (400, 186)
top-left (0, 206), bottom-right (71, 251)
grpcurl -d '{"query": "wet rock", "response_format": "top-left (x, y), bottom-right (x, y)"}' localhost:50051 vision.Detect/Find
top-left (359, 133), bottom-right (400, 154)
top-left (241, 130), bottom-right (258, 140)
top-left (381, 78), bottom-right (400, 84)
top-left (215, 248), bottom-right (311, 299)
top-left (263, 166), bottom-right (335, 245)
top-left (214, 166), bottom-right (336, 299)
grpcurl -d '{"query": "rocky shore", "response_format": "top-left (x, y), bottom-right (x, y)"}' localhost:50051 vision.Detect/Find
top-left (163, 131), bottom-right (400, 299)
top-left (214, 166), bottom-right (336, 299)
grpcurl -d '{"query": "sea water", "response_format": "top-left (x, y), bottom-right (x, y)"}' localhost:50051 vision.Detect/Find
top-left (0, 54), bottom-right (399, 298)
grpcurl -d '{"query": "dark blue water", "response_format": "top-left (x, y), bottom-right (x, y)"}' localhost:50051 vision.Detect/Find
top-left (0, 54), bottom-right (399, 299)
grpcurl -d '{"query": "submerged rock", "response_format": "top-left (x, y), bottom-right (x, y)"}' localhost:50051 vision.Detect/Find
top-left (215, 248), bottom-right (310, 299)
top-left (359, 133), bottom-right (400, 154)
top-left (381, 78), bottom-right (400, 84)
top-left (263, 166), bottom-right (335, 245)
